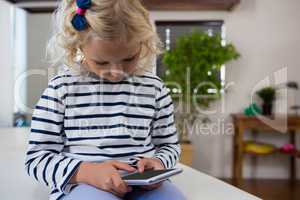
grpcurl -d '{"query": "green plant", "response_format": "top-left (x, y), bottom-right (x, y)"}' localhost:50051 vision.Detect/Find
top-left (256, 87), bottom-right (276, 104)
top-left (160, 30), bottom-right (240, 142)
top-left (256, 87), bottom-right (276, 116)
top-left (162, 30), bottom-right (240, 108)
top-left (256, 87), bottom-right (276, 105)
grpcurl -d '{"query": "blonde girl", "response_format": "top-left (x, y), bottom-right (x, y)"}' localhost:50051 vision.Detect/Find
top-left (25, 0), bottom-right (186, 200)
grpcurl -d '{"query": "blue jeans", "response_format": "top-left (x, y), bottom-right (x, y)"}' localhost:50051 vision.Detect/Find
top-left (63, 181), bottom-right (186, 200)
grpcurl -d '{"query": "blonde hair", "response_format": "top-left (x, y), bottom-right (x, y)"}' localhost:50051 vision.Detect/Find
top-left (47, 0), bottom-right (163, 75)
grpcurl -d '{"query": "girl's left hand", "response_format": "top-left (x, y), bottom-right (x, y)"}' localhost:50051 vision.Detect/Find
top-left (137, 157), bottom-right (165, 190)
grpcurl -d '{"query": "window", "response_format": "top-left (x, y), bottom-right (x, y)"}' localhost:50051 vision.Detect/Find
top-left (155, 20), bottom-right (224, 78)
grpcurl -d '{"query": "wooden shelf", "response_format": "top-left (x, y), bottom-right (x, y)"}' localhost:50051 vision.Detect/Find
top-left (244, 150), bottom-right (277, 156)
top-left (7, 0), bottom-right (241, 13)
top-left (279, 150), bottom-right (300, 158)
top-left (242, 140), bottom-right (300, 158)
top-left (231, 114), bottom-right (300, 186)
top-left (142, 0), bottom-right (240, 11)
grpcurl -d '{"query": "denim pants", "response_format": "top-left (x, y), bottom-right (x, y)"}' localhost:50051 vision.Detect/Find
top-left (62, 180), bottom-right (187, 200)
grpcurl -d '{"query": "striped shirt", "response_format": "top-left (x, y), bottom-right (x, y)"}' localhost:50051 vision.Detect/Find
top-left (24, 67), bottom-right (181, 200)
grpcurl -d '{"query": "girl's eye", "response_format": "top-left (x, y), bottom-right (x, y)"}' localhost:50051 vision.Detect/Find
top-left (96, 62), bottom-right (109, 66)
top-left (123, 56), bottom-right (136, 62)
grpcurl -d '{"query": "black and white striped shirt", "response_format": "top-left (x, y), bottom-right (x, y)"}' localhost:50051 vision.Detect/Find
top-left (25, 67), bottom-right (181, 200)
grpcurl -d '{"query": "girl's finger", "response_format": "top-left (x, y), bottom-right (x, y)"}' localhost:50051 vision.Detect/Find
top-left (102, 178), bottom-right (121, 197)
top-left (137, 159), bottom-right (147, 173)
top-left (137, 158), bottom-right (156, 172)
top-left (112, 161), bottom-right (136, 172)
top-left (111, 172), bottom-right (128, 195)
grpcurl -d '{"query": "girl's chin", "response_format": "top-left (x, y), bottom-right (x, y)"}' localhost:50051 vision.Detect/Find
top-left (107, 76), bottom-right (125, 82)
top-left (97, 73), bottom-right (128, 82)
top-left (91, 69), bottom-right (134, 82)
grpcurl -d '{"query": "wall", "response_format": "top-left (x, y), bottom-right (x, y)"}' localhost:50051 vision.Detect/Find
top-left (25, 13), bottom-right (53, 112)
top-left (0, 0), bottom-right (14, 127)
top-left (150, 0), bottom-right (300, 179)
top-left (13, 11), bottom-right (52, 118)
top-left (14, 7), bottom-right (27, 113)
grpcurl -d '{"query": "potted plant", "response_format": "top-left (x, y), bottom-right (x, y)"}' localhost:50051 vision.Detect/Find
top-left (256, 87), bottom-right (276, 116)
top-left (161, 30), bottom-right (240, 142)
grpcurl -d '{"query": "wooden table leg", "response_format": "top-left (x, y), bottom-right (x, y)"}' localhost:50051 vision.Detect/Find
top-left (290, 130), bottom-right (296, 183)
top-left (233, 122), bottom-right (243, 187)
top-left (232, 123), bottom-right (238, 185)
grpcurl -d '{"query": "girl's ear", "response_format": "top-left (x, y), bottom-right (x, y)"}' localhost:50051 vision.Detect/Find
top-left (78, 46), bottom-right (83, 53)
top-left (77, 46), bottom-right (86, 63)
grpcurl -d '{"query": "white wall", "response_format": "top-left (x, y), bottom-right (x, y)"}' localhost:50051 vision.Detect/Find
top-left (14, 8), bottom-right (27, 113)
top-left (25, 13), bottom-right (53, 112)
top-left (0, 0), bottom-right (14, 127)
top-left (13, 12), bottom-right (53, 115)
top-left (151, 0), bottom-right (300, 179)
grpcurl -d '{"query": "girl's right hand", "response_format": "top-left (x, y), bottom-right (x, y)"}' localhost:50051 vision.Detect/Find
top-left (70, 160), bottom-right (136, 197)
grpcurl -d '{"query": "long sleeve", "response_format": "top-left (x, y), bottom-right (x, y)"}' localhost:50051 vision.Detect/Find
top-left (24, 78), bottom-right (82, 194)
top-left (152, 83), bottom-right (181, 169)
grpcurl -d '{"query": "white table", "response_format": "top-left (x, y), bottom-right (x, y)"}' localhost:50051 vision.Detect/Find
top-left (0, 128), bottom-right (261, 200)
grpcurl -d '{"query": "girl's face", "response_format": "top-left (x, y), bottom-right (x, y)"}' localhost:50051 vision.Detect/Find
top-left (82, 37), bottom-right (141, 82)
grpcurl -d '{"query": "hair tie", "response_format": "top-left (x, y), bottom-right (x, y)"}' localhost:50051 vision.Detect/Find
top-left (76, 7), bottom-right (87, 15)
top-left (71, 0), bottom-right (92, 31)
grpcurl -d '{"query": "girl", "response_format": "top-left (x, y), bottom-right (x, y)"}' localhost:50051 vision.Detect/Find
top-left (25, 0), bottom-right (186, 200)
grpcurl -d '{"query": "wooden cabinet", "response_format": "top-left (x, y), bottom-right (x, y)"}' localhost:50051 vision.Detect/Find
top-left (231, 114), bottom-right (300, 186)
top-left (180, 143), bottom-right (194, 166)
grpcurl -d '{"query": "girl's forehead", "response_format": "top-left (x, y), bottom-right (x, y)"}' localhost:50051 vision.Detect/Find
top-left (83, 37), bottom-right (140, 60)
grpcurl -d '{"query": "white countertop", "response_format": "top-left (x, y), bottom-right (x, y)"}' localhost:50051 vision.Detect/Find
top-left (0, 128), bottom-right (261, 200)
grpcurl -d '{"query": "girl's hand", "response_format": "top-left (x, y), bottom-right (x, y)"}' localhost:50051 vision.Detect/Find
top-left (71, 160), bottom-right (136, 197)
top-left (137, 157), bottom-right (165, 191)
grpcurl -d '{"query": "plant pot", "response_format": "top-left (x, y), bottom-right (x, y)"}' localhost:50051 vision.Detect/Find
top-left (262, 103), bottom-right (273, 116)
